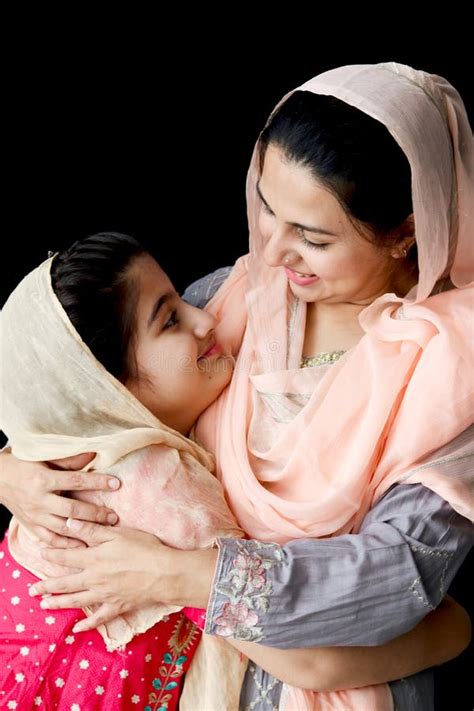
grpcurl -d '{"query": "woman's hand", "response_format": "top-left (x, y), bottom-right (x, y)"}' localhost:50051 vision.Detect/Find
top-left (0, 449), bottom-right (121, 548)
top-left (28, 519), bottom-right (218, 632)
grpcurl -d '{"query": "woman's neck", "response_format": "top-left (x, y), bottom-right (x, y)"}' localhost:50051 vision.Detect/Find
top-left (303, 301), bottom-right (366, 356)
top-left (302, 268), bottom-right (419, 356)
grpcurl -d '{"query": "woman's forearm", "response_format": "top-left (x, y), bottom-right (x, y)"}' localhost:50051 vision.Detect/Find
top-left (224, 596), bottom-right (471, 691)
top-left (205, 487), bottom-right (472, 651)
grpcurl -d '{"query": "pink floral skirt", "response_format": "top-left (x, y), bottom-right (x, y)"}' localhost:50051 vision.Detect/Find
top-left (0, 533), bottom-right (200, 710)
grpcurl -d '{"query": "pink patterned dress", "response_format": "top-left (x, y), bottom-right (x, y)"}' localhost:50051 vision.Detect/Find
top-left (0, 533), bottom-right (200, 710)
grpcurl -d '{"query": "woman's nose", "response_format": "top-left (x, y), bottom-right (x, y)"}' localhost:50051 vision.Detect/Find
top-left (262, 226), bottom-right (291, 267)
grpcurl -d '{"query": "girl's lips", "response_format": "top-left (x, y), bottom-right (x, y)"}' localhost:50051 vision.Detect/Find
top-left (199, 342), bottom-right (222, 359)
top-left (284, 266), bottom-right (320, 286)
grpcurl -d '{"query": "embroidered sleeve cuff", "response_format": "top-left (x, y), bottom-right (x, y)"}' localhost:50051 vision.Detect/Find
top-left (205, 538), bottom-right (284, 642)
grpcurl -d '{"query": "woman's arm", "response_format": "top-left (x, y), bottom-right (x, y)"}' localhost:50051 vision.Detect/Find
top-left (203, 483), bottom-right (472, 650)
top-left (29, 519), bottom-right (471, 692)
top-left (28, 480), bottom-right (472, 645)
top-left (27, 430), bottom-right (473, 672)
top-left (0, 449), bottom-right (120, 547)
top-left (226, 596), bottom-right (471, 691)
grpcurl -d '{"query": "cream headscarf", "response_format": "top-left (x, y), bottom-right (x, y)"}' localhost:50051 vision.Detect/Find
top-left (0, 257), bottom-right (246, 710)
top-left (195, 63), bottom-right (474, 710)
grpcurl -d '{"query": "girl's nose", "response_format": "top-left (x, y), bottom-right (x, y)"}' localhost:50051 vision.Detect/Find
top-left (188, 304), bottom-right (216, 339)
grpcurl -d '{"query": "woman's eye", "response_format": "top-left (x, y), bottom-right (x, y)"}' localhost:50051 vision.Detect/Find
top-left (298, 228), bottom-right (329, 250)
top-left (163, 310), bottom-right (179, 329)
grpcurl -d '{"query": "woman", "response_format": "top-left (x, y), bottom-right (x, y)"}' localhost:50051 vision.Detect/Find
top-left (2, 63), bottom-right (473, 709)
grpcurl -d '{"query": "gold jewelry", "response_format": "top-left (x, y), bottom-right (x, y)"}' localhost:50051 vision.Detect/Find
top-left (301, 350), bottom-right (346, 368)
top-left (391, 246), bottom-right (408, 259)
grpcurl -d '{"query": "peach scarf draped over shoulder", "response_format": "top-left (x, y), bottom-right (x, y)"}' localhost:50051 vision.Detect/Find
top-left (196, 63), bottom-right (474, 710)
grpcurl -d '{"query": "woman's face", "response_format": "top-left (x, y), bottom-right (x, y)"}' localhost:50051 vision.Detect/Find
top-left (258, 144), bottom-right (403, 306)
top-left (125, 254), bottom-right (233, 434)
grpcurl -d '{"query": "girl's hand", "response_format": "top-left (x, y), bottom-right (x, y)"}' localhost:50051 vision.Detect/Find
top-left (0, 449), bottom-right (120, 548)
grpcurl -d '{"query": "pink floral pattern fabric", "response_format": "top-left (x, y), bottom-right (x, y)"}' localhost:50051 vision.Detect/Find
top-left (205, 539), bottom-right (283, 642)
top-left (0, 534), bottom-right (200, 710)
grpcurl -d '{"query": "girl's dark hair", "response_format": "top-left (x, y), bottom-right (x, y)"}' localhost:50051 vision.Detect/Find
top-left (51, 232), bottom-right (146, 381)
top-left (259, 91), bottom-right (416, 265)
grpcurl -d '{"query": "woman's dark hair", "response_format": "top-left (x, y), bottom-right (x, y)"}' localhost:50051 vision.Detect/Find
top-left (51, 232), bottom-right (146, 381)
top-left (259, 91), bottom-right (416, 266)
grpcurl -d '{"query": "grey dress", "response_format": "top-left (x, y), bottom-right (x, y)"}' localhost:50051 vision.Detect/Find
top-left (183, 268), bottom-right (474, 711)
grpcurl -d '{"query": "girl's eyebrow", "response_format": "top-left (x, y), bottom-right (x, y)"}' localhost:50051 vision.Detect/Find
top-left (256, 181), bottom-right (338, 237)
top-left (147, 292), bottom-right (174, 330)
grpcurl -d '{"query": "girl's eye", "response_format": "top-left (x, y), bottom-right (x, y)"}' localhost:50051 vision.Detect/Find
top-left (163, 310), bottom-right (179, 329)
top-left (298, 228), bottom-right (329, 250)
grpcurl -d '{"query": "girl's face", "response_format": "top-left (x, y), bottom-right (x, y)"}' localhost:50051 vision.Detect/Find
top-left (125, 254), bottom-right (233, 434)
top-left (258, 144), bottom-right (405, 306)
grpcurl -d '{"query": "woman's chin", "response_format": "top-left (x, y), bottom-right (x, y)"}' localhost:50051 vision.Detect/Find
top-left (289, 280), bottom-right (323, 302)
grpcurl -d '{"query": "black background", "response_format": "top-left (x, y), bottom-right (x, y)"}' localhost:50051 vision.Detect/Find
top-left (1, 25), bottom-right (472, 709)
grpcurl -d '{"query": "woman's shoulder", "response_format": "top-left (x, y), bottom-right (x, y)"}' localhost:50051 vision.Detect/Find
top-left (182, 267), bottom-right (233, 308)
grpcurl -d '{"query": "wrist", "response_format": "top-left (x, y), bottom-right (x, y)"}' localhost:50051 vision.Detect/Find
top-left (165, 547), bottom-right (218, 609)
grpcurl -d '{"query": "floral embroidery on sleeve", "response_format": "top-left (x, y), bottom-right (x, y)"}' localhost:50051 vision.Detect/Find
top-left (206, 539), bottom-right (283, 642)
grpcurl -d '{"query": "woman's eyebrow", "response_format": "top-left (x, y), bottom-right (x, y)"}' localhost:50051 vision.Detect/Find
top-left (147, 292), bottom-right (174, 330)
top-left (256, 181), bottom-right (338, 237)
top-left (256, 181), bottom-right (273, 213)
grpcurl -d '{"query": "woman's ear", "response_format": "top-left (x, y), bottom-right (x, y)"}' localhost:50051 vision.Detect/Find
top-left (390, 214), bottom-right (416, 259)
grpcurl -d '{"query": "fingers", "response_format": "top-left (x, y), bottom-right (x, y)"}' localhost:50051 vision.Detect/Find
top-left (40, 545), bottom-right (89, 569)
top-left (36, 591), bottom-right (101, 610)
top-left (48, 452), bottom-right (96, 470)
top-left (53, 537), bottom-right (87, 550)
top-left (32, 523), bottom-right (87, 549)
top-left (26, 514), bottom-right (108, 548)
top-left (50, 496), bottom-right (119, 526)
top-left (63, 518), bottom-right (118, 545)
top-left (73, 604), bottom-right (122, 633)
top-left (30, 573), bottom-right (86, 597)
top-left (50, 470), bottom-right (121, 494)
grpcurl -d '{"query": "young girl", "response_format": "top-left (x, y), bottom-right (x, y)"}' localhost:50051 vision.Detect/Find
top-left (0, 232), bottom-right (249, 709)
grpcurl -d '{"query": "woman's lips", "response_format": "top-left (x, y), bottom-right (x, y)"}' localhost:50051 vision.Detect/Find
top-left (284, 266), bottom-right (320, 286)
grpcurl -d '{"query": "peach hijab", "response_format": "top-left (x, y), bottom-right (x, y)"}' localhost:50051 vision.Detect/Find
top-left (196, 63), bottom-right (473, 709)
